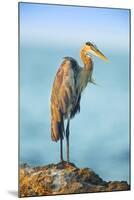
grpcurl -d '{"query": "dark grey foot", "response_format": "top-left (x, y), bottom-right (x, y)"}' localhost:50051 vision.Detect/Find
top-left (56, 161), bottom-right (77, 169)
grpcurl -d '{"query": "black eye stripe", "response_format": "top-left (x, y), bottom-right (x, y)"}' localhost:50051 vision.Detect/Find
top-left (85, 42), bottom-right (98, 50)
top-left (85, 42), bottom-right (93, 46)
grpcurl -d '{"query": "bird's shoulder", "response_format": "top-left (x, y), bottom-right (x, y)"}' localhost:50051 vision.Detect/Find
top-left (63, 56), bottom-right (80, 72)
top-left (53, 57), bottom-right (79, 85)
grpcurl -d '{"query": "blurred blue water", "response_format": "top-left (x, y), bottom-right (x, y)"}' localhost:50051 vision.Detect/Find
top-left (20, 44), bottom-right (130, 183)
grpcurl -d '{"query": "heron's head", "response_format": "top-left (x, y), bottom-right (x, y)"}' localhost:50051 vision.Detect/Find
top-left (83, 41), bottom-right (108, 61)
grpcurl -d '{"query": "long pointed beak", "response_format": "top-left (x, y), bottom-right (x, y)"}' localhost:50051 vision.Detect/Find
top-left (95, 48), bottom-right (108, 61)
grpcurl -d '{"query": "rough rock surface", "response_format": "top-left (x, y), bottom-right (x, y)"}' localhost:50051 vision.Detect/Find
top-left (19, 162), bottom-right (130, 197)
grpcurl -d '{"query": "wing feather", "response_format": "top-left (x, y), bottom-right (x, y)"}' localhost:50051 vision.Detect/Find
top-left (50, 58), bottom-right (79, 141)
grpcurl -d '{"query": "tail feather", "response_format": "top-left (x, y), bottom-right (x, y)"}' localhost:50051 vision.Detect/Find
top-left (51, 120), bottom-right (59, 142)
top-left (51, 115), bottom-right (64, 142)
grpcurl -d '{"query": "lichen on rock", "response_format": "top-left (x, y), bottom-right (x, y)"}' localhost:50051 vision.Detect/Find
top-left (19, 162), bottom-right (130, 197)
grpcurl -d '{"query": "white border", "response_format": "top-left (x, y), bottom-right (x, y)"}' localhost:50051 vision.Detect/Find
top-left (0, 0), bottom-right (133, 199)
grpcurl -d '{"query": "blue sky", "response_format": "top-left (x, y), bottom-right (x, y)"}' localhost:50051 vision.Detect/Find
top-left (19, 3), bottom-right (130, 49)
top-left (19, 3), bottom-right (130, 182)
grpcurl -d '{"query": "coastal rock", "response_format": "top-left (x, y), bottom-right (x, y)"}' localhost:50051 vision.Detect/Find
top-left (19, 162), bottom-right (130, 197)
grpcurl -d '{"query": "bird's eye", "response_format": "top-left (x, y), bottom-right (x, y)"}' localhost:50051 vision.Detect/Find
top-left (91, 46), bottom-right (95, 51)
top-left (91, 42), bottom-right (98, 50)
top-left (91, 45), bottom-right (98, 51)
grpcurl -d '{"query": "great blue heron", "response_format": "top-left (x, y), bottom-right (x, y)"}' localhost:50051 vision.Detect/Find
top-left (50, 42), bottom-right (108, 164)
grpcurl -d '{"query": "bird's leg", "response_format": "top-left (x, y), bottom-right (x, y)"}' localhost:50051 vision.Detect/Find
top-left (60, 138), bottom-right (64, 162)
top-left (66, 118), bottom-right (70, 164)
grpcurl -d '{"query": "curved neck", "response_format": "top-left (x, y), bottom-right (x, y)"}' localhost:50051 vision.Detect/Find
top-left (80, 48), bottom-right (93, 71)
